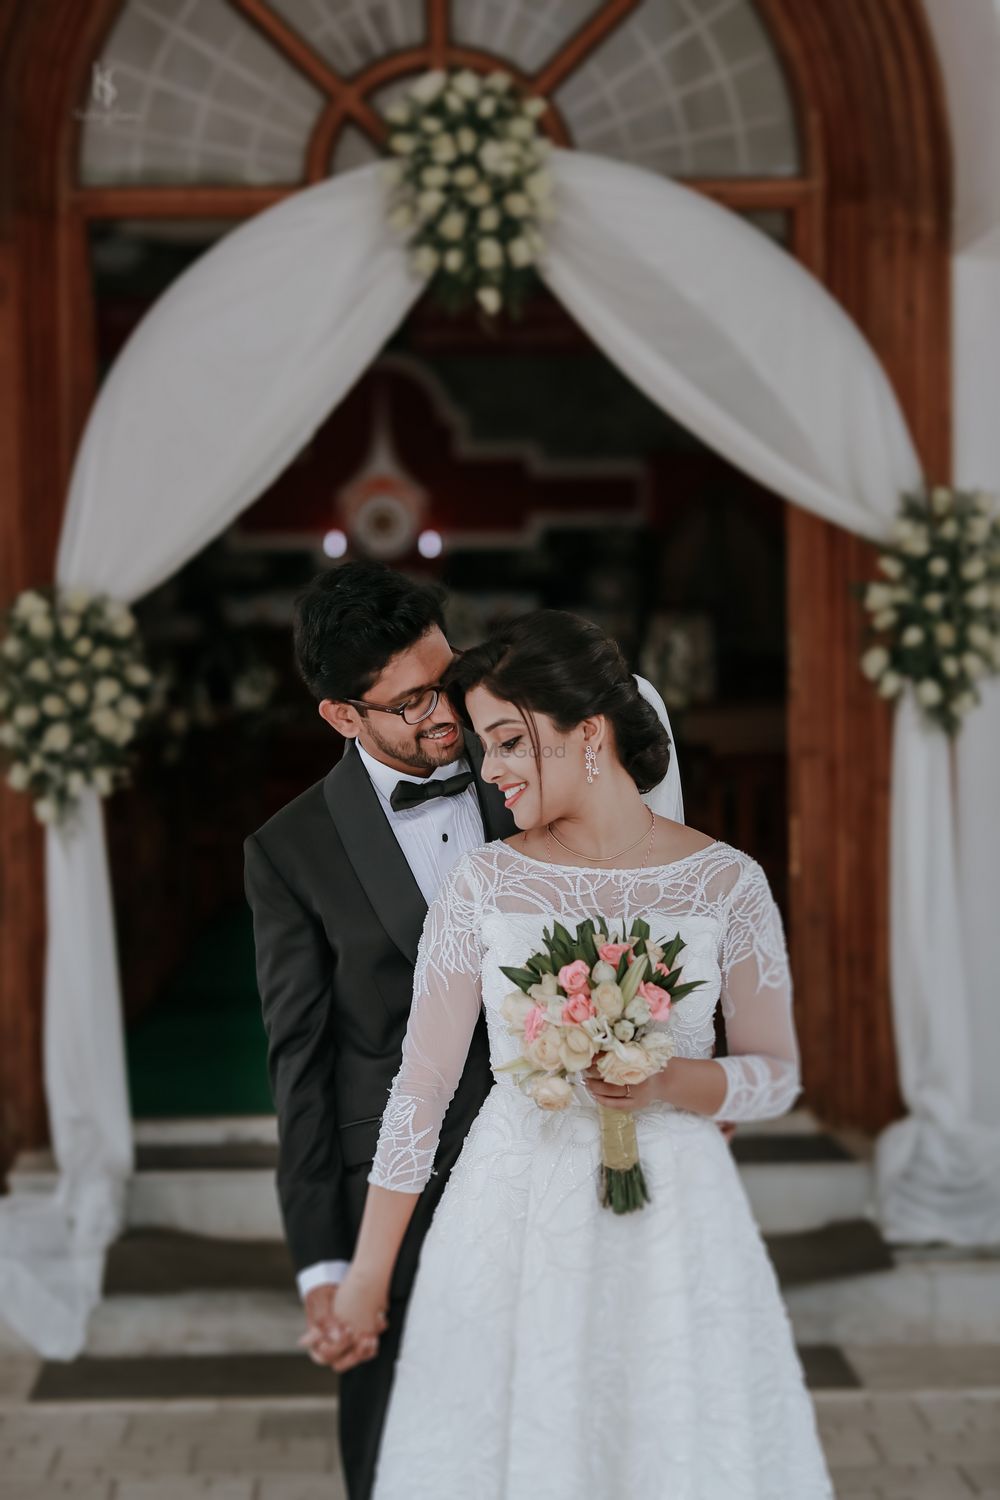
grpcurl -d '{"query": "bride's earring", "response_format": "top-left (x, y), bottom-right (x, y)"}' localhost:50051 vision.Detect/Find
top-left (584, 742), bottom-right (600, 784)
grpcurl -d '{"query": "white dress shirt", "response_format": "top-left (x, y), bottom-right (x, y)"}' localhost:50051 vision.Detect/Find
top-left (297, 736), bottom-right (486, 1301)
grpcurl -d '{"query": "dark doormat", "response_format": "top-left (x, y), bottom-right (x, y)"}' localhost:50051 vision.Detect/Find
top-left (30, 1353), bottom-right (340, 1402)
top-left (27, 1346), bottom-right (858, 1401)
top-left (765, 1218), bottom-right (896, 1286)
top-left (731, 1133), bottom-right (856, 1163)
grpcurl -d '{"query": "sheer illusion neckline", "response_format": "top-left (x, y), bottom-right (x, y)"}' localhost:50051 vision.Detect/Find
top-left (494, 836), bottom-right (722, 876)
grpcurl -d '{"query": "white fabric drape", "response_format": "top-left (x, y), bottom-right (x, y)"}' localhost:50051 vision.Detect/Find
top-left (3, 147), bottom-right (996, 1358)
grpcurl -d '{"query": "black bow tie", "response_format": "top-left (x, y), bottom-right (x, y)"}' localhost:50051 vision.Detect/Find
top-left (389, 769), bottom-right (474, 813)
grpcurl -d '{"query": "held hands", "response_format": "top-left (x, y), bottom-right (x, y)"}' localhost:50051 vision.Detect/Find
top-left (298, 1280), bottom-right (388, 1374)
top-left (581, 1063), bottom-right (737, 1142)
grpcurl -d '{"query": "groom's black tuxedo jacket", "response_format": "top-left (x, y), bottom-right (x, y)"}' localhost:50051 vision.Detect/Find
top-left (244, 730), bottom-right (516, 1302)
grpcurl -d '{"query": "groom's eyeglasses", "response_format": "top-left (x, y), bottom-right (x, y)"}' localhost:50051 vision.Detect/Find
top-left (339, 685), bottom-right (443, 725)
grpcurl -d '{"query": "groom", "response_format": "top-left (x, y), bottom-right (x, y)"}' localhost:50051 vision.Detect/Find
top-left (243, 560), bottom-right (517, 1500)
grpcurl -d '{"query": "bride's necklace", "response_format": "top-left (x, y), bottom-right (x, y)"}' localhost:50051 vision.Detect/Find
top-left (545, 808), bottom-right (656, 868)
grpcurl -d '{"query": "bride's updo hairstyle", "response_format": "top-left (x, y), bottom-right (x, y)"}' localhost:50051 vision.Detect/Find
top-left (442, 609), bottom-right (671, 794)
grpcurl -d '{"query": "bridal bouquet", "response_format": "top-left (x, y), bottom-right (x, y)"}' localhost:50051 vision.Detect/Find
top-left (498, 918), bottom-right (705, 1214)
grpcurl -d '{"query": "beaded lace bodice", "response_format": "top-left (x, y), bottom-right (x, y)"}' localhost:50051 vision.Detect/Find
top-left (369, 838), bottom-right (802, 1193)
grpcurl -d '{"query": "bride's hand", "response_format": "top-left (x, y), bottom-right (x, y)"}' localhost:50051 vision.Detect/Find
top-left (329, 1268), bottom-right (390, 1373)
top-left (581, 1064), bottom-right (662, 1111)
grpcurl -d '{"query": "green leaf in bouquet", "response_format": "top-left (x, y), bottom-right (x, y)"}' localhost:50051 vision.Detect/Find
top-left (619, 952), bottom-right (649, 1005)
top-left (576, 919), bottom-right (600, 965)
top-left (668, 978), bottom-right (706, 1001)
top-left (498, 964), bottom-right (539, 995)
top-left (662, 932), bottom-right (686, 968)
top-left (629, 917), bottom-right (651, 942)
top-left (525, 954), bottom-right (552, 978)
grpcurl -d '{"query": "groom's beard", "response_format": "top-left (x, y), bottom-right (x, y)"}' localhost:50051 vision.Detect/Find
top-left (361, 715), bottom-right (462, 773)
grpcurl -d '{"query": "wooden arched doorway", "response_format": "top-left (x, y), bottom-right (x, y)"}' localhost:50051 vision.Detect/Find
top-left (0, 0), bottom-right (950, 1174)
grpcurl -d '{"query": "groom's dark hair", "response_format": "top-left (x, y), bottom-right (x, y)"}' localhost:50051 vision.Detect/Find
top-left (443, 609), bottom-right (671, 794)
top-left (293, 561), bottom-right (448, 702)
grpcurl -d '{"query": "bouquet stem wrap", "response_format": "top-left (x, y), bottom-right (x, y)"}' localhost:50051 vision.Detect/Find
top-left (597, 1105), bottom-right (650, 1214)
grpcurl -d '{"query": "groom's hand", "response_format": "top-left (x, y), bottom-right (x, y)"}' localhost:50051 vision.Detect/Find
top-left (299, 1284), bottom-right (358, 1369)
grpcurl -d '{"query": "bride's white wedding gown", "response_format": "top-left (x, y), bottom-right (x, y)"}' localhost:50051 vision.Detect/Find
top-left (367, 839), bottom-right (834, 1499)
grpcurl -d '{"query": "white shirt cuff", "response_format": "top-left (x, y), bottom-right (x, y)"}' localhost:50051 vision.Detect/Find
top-left (297, 1259), bottom-right (351, 1299)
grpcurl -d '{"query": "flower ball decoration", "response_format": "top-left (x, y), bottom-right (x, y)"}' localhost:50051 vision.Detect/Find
top-left (858, 486), bottom-right (1000, 733)
top-left (382, 67), bottom-right (553, 318)
top-left (0, 586), bottom-right (155, 824)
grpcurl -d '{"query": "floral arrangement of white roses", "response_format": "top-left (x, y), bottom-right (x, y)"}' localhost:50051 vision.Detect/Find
top-left (857, 485), bottom-right (1000, 734)
top-left (382, 66), bottom-right (553, 318)
top-left (498, 916), bottom-right (704, 1213)
top-left (0, 586), bottom-right (154, 824)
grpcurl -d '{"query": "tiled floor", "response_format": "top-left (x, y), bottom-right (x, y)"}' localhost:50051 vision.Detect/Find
top-left (3, 1353), bottom-right (1000, 1499)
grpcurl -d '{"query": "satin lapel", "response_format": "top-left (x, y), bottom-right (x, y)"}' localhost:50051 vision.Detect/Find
top-left (322, 743), bottom-right (427, 968)
top-left (464, 729), bottom-right (518, 841)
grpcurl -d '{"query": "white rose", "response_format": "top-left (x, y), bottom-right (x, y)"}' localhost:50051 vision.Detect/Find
top-left (934, 622), bottom-right (957, 647)
top-left (421, 165), bottom-right (449, 188)
top-left (927, 555), bottom-right (949, 577)
top-left (411, 245), bottom-right (440, 277)
top-left (14, 590), bottom-right (49, 618)
top-left (430, 134), bottom-right (457, 164)
top-left (464, 184), bottom-right (491, 207)
top-left (902, 528), bottom-right (930, 557)
top-left (40, 722), bottom-right (71, 753)
top-left (56, 657), bottom-right (78, 676)
top-left (34, 797), bottom-right (58, 824)
top-left (877, 670), bottom-right (902, 697)
top-left (503, 192), bottom-right (531, 216)
top-left (613, 1019), bottom-right (635, 1042)
top-left (28, 614), bottom-right (54, 639)
top-left (915, 678), bottom-right (943, 707)
top-left (443, 248), bottom-right (464, 272)
top-left (861, 646), bottom-right (890, 680)
top-left (479, 141), bottom-right (507, 175)
top-left (641, 1027), bottom-right (676, 1071)
top-left (456, 128), bottom-right (478, 155)
top-left (13, 704), bottom-right (39, 728)
top-left (7, 762), bottom-right (31, 791)
top-left (967, 623), bottom-right (994, 652)
top-left (58, 613), bottom-right (81, 640)
top-left (476, 95), bottom-right (497, 119)
top-left (439, 210), bottom-right (466, 240)
top-left (92, 766), bottom-right (115, 795)
top-left (27, 659), bottom-right (52, 682)
top-left (485, 70), bottom-right (512, 92)
top-left (410, 69), bottom-right (446, 105)
top-left (41, 694), bottom-right (68, 717)
top-left (417, 189), bottom-right (445, 219)
top-left (624, 995), bottom-right (652, 1026)
top-left (523, 98), bottom-right (547, 119)
top-left (962, 652), bottom-right (986, 679)
top-left (872, 608), bottom-right (897, 629)
top-left (525, 170), bottom-right (551, 202)
top-left (530, 1074), bottom-right (573, 1111)
top-left (525, 1027), bottom-right (563, 1072)
top-left (118, 694), bottom-right (144, 720)
top-left (388, 203), bottom-right (414, 232)
top-left (444, 90), bottom-right (465, 113)
top-left (865, 582), bottom-right (895, 610)
top-left (73, 636), bottom-right (93, 657)
top-left (452, 165), bottom-right (478, 189)
top-left (0, 724), bottom-right (17, 747)
top-left (922, 593), bottom-right (944, 612)
top-left (478, 206), bottom-right (501, 231)
top-left (901, 625), bottom-right (924, 647)
top-left (876, 555), bottom-right (904, 579)
top-left (389, 133), bottom-right (417, 155)
top-left (477, 238), bottom-right (503, 269)
top-left (527, 971), bottom-right (559, 1002)
top-left (591, 981), bottom-right (624, 1021)
top-left (500, 990), bottom-right (535, 1030)
top-left (3, 636), bottom-right (23, 659)
top-left (125, 663), bottom-right (152, 686)
top-left (92, 647), bottom-right (113, 669)
top-left (506, 117), bottom-right (534, 142)
top-left (507, 237), bottom-right (534, 267)
top-left (476, 286), bottom-right (502, 316)
top-left (385, 101), bottom-right (410, 127)
top-left (930, 486), bottom-right (953, 514)
top-left (939, 518), bottom-right (959, 540)
top-left (94, 677), bottom-right (122, 704)
top-left (597, 1044), bottom-right (655, 1088)
top-left (453, 70), bottom-right (481, 99)
top-left (91, 708), bottom-right (122, 739)
top-left (420, 114), bottom-right (444, 135)
top-left (66, 770), bottom-right (86, 796)
top-left (589, 959), bottom-right (617, 985)
top-left (941, 656), bottom-right (960, 677)
top-left (62, 587), bottom-right (92, 613)
top-left (559, 1029), bottom-right (596, 1073)
top-left (965, 584), bottom-right (991, 609)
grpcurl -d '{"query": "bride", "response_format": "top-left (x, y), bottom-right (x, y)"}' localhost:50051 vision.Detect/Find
top-left (331, 609), bottom-right (834, 1499)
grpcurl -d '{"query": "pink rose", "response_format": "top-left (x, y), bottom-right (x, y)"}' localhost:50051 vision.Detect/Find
top-left (524, 1005), bottom-right (547, 1043)
top-left (638, 980), bottom-right (672, 1021)
top-left (558, 959), bottom-right (592, 995)
top-left (597, 941), bottom-right (634, 966)
top-left (561, 992), bottom-right (596, 1025)
top-left (654, 961), bottom-right (672, 979)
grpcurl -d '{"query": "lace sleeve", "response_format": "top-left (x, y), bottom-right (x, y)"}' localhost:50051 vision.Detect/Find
top-left (368, 854), bottom-right (485, 1193)
top-left (706, 858), bottom-right (802, 1123)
